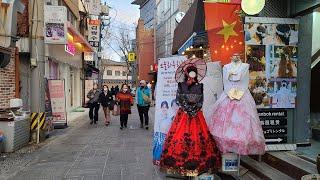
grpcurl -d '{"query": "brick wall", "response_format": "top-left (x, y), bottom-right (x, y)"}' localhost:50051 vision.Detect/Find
top-left (136, 19), bottom-right (154, 83)
top-left (0, 48), bottom-right (16, 108)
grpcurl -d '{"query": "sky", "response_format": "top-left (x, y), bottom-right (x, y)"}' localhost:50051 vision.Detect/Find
top-left (101, 0), bottom-right (140, 61)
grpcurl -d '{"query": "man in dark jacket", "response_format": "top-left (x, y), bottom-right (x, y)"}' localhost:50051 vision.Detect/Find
top-left (87, 83), bottom-right (101, 124)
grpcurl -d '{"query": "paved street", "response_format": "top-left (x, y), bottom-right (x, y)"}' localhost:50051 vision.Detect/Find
top-left (4, 106), bottom-right (161, 180)
top-left (0, 106), bottom-right (259, 180)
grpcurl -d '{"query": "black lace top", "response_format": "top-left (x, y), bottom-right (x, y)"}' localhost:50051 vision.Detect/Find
top-left (176, 82), bottom-right (204, 117)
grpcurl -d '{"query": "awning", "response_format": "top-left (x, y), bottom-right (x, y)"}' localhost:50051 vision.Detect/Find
top-left (177, 32), bottom-right (208, 54)
top-left (172, 0), bottom-right (205, 54)
top-left (67, 22), bottom-right (94, 52)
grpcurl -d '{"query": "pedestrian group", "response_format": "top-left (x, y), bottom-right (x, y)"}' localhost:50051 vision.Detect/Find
top-left (86, 81), bottom-right (152, 130)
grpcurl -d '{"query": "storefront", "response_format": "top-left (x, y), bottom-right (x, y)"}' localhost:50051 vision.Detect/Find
top-left (171, 0), bottom-right (319, 160)
top-left (45, 23), bottom-right (94, 114)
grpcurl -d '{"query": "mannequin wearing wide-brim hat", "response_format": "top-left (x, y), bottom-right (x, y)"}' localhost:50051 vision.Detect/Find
top-left (159, 58), bottom-right (221, 177)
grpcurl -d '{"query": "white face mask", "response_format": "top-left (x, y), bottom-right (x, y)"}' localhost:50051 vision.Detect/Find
top-left (123, 88), bottom-right (128, 92)
top-left (188, 71), bottom-right (196, 78)
top-left (104, 88), bottom-right (108, 91)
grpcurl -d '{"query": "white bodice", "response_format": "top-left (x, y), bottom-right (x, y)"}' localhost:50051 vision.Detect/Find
top-left (223, 63), bottom-right (250, 94)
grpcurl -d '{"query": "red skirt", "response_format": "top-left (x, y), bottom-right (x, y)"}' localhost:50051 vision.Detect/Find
top-left (160, 109), bottom-right (221, 176)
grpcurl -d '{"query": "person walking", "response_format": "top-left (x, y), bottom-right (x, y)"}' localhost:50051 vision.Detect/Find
top-left (87, 83), bottom-right (101, 124)
top-left (116, 84), bottom-right (133, 130)
top-left (136, 80), bottom-right (151, 130)
top-left (99, 85), bottom-right (114, 126)
top-left (115, 85), bottom-right (120, 95)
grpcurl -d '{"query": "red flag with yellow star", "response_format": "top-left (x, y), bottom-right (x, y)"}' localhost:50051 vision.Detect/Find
top-left (204, 2), bottom-right (244, 65)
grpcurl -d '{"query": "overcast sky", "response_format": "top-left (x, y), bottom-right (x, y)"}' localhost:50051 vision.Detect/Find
top-left (101, 0), bottom-right (140, 61)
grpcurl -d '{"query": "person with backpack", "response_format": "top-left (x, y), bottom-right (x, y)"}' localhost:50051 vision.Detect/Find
top-left (136, 80), bottom-right (151, 130)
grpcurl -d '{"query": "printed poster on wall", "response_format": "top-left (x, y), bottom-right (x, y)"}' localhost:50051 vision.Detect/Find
top-left (48, 80), bottom-right (67, 125)
top-left (44, 5), bottom-right (67, 44)
top-left (153, 56), bottom-right (187, 165)
top-left (244, 17), bottom-right (299, 109)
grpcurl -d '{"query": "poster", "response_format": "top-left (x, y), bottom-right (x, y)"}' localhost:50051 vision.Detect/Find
top-left (202, 62), bottom-right (223, 123)
top-left (48, 80), bottom-right (67, 124)
top-left (244, 17), bottom-right (299, 108)
top-left (44, 5), bottom-right (67, 44)
top-left (153, 56), bottom-right (187, 165)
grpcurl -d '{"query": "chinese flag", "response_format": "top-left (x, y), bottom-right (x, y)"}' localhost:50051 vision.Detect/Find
top-left (204, 2), bottom-right (244, 65)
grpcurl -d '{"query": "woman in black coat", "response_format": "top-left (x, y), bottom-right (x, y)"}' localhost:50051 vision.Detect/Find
top-left (99, 85), bottom-right (114, 126)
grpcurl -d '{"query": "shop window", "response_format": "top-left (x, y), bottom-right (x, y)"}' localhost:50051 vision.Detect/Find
top-left (115, 71), bottom-right (120, 76)
top-left (107, 70), bottom-right (112, 76)
top-left (122, 71), bottom-right (127, 76)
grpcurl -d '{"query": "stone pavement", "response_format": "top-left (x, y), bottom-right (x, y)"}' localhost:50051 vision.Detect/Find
top-left (1, 106), bottom-right (259, 180)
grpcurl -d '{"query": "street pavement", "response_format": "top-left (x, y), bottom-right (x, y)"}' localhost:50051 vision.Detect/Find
top-left (0, 106), bottom-right (259, 180)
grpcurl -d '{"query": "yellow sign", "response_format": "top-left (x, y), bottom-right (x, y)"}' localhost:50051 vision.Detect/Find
top-left (128, 52), bottom-right (136, 62)
top-left (30, 112), bottom-right (46, 130)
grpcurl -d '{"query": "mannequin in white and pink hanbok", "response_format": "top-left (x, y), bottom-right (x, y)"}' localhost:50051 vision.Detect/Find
top-left (209, 55), bottom-right (266, 155)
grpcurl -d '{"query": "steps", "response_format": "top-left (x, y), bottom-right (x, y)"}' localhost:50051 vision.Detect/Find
top-left (241, 152), bottom-right (318, 179)
top-left (241, 156), bottom-right (294, 180)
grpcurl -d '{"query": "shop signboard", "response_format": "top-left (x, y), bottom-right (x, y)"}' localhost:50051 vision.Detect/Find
top-left (153, 56), bottom-right (187, 164)
top-left (87, 0), bottom-right (101, 15)
top-left (88, 19), bottom-right (100, 52)
top-left (244, 17), bottom-right (299, 109)
top-left (44, 5), bottom-right (67, 44)
top-left (84, 52), bottom-right (94, 61)
top-left (48, 79), bottom-right (67, 125)
top-left (65, 42), bottom-right (76, 56)
top-left (258, 109), bottom-right (288, 144)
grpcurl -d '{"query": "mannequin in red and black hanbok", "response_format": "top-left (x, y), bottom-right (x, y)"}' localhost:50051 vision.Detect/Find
top-left (160, 58), bottom-right (221, 176)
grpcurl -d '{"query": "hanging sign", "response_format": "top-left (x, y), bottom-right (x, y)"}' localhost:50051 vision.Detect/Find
top-left (244, 17), bottom-right (299, 108)
top-left (87, 0), bottom-right (101, 15)
top-left (153, 56), bottom-right (187, 165)
top-left (88, 19), bottom-right (100, 52)
top-left (44, 5), bottom-right (67, 44)
top-left (84, 52), bottom-right (94, 61)
top-left (128, 52), bottom-right (136, 62)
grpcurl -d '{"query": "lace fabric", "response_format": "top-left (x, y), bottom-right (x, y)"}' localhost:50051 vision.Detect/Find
top-left (176, 83), bottom-right (203, 117)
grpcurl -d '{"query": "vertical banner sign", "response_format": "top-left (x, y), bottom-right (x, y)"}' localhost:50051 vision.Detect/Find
top-left (44, 5), bottom-right (67, 44)
top-left (48, 80), bottom-right (67, 125)
top-left (153, 56), bottom-right (187, 165)
top-left (88, 19), bottom-right (100, 52)
top-left (204, 2), bottom-right (245, 65)
top-left (244, 17), bottom-right (299, 108)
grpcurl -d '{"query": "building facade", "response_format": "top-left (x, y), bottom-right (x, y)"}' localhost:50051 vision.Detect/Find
top-left (102, 59), bottom-right (133, 87)
top-left (135, 19), bottom-right (155, 85)
top-left (132, 0), bottom-right (156, 29)
top-left (155, 0), bottom-right (194, 59)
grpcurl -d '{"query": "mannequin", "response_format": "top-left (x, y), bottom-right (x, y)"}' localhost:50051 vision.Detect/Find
top-left (208, 53), bottom-right (265, 160)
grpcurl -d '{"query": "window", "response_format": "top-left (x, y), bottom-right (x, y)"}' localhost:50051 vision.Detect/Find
top-left (122, 71), bottom-right (127, 76)
top-left (115, 71), bottom-right (121, 76)
top-left (107, 70), bottom-right (112, 76)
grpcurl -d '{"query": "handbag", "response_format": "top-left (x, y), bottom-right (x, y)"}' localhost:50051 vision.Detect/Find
top-left (112, 104), bottom-right (120, 116)
top-left (142, 91), bottom-right (152, 104)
